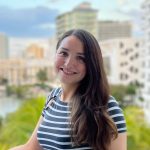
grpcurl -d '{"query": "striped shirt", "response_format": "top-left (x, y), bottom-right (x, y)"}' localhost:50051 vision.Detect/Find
top-left (37, 88), bottom-right (126, 150)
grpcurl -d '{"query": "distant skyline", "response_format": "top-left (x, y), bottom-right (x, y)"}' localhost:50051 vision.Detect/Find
top-left (0, 0), bottom-right (143, 38)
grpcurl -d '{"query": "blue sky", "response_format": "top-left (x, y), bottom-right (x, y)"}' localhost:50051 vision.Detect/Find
top-left (0, 0), bottom-right (143, 38)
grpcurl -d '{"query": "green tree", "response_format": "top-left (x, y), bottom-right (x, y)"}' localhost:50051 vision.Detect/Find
top-left (0, 116), bottom-right (3, 128)
top-left (36, 69), bottom-right (48, 83)
top-left (110, 84), bottom-right (127, 107)
top-left (6, 85), bottom-right (28, 99)
top-left (126, 85), bottom-right (136, 95)
top-left (0, 97), bottom-right (45, 149)
top-left (6, 85), bottom-right (16, 96)
top-left (110, 84), bottom-right (139, 107)
top-left (0, 78), bottom-right (8, 85)
top-left (124, 106), bottom-right (150, 150)
top-left (15, 86), bottom-right (27, 99)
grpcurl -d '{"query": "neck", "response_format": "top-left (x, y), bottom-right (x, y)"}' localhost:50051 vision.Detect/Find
top-left (60, 84), bottom-right (78, 102)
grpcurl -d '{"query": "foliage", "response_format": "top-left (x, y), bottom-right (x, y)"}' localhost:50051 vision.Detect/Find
top-left (36, 69), bottom-right (48, 83)
top-left (0, 78), bottom-right (8, 85)
top-left (125, 84), bottom-right (136, 95)
top-left (110, 84), bottom-right (138, 107)
top-left (0, 97), bottom-right (45, 149)
top-left (0, 116), bottom-right (3, 128)
top-left (5, 85), bottom-right (29, 98)
top-left (5, 85), bottom-right (14, 96)
top-left (0, 97), bottom-right (150, 150)
top-left (34, 82), bottom-right (52, 90)
top-left (124, 106), bottom-right (150, 150)
top-left (5, 84), bottom-right (52, 99)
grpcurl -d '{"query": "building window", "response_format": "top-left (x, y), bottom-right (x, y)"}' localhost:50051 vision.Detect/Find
top-left (135, 68), bottom-right (138, 73)
top-left (135, 42), bottom-right (139, 48)
top-left (129, 66), bottom-right (134, 72)
top-left (119, 42), bottom-right (124, 48)
top-left (130, 56), bottom-right (134, 61)
top-left (135, 53), bottom-right (139, 58)
top-left (125, 49), bottom-right (128, 55)
top-left (120, 73), bottom-right (128, 80)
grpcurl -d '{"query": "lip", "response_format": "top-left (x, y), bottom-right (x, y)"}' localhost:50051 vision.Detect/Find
top-left (60, 68), bottom-right (77, 75)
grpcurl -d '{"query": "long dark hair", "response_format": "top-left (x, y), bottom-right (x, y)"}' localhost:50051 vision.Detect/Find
top-left (56, 29), bottom-right (118, 150)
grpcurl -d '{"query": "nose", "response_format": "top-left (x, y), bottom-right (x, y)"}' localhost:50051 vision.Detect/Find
top-left (64, 56), bottom-right (76, 67)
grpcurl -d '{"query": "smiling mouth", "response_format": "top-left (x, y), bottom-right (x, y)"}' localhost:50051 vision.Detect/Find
top-left (60, 68), bottom-right (77, 75)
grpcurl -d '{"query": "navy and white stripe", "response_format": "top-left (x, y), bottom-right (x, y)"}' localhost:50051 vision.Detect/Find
top-left (107, 96), bottom-right (126, 133)
top-left (37, 88), bottom-right (126, 150)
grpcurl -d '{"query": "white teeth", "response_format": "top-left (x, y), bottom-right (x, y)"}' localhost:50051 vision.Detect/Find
top-left (64, 71), bottom-right (74, 74)
top-left (61, 68), bottom-right (75, 75)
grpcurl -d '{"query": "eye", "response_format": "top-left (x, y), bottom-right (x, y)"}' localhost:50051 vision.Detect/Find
top-left (58, 51), bottom-right (68, 57)
top-left (77, 56), bottom-right (85, 63)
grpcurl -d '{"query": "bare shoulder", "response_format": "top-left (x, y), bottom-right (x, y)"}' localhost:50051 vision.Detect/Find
top-left (109, 132), bottom-right (127, 150)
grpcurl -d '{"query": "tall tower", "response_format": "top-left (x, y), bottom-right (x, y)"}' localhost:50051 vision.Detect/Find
top-left (141, 0), bottom-right (150, 122)
top-left (98, 21), bottom-right (132, 41)
top-left (56, 2), bottom-right (98, 39)
top-left (0, 33), bottom-right (9, 59)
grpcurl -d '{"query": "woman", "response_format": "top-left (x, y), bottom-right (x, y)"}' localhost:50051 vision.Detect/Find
top-left (10, 29), bottom-right (127, 150)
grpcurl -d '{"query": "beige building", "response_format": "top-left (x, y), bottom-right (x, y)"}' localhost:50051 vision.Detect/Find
top-left (141, 0), bottom-right (150, 122)
top-left (0, 58), bottom-right (55, 85)
top-left (56, 2), bottom-right (98, 38)
top-left (25, 44), bottom-right (44, 59)
top-left (9, 37), bottom-right (51, 59)
top-left (100, 37), bottom-right (143, 86)
top-left (98, 21), bottom-right (132, 41)
top-left (0, 33), bottom-right (9, 59)
top-left (0, 36), bottom-right (143, 88)
top-left (0, 59), bottom-right (26, 85)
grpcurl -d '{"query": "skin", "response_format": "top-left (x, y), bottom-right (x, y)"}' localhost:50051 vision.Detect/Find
top-left (54, 35), bottom-right (86, 102)
top-left (10, 35), bottom-right (127, 150)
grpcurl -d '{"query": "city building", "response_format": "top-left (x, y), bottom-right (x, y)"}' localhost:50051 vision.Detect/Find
top-left (1, 37), bottom-right (142, 86)
top-left (100, 38), bottom-right (143, 86)
top-left (141, 0), bottom-right (150, 122)
top-left (0, 33), bottom-right (9, 59)
top-left (98, 21), bottom-right (132, 41)
top-left (25, 44), bottom-right (44, 59)
top-left (56, 2), bottom-right (132, 41)
top-left (56, 2), bottom-right (98, 38)
top-left (0, 36), bottom-right (58, 86)
top-left (9, 38), bottom-right (51, 60)
top-left (0, 58), bottom-right (55, 85)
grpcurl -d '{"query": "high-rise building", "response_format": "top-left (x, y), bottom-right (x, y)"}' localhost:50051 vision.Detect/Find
top-left (98, 21), bottom-right (132, 41)
top-left (56, 2), bottom-right (98, 39)
top-left (9, 38), bottom-right (51, 60)
top-left (56, 2), bottom-right (132, 41)
top-left (141, 0), bottom-right (150, 121)
top-left (0, 33), bottom-right (9, 59)
top-left (25, 44), bottom-right (44, 59)
top-left (100, 38), bottom-right (142, 86)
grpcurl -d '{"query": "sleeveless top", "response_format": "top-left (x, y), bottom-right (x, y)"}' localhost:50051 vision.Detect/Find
top-left (37, 88), bottom-right (126, 150)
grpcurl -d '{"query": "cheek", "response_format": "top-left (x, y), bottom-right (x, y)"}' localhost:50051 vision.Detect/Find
top-left (83, 67), bottom-right (87, 76)
top-left (80, 64), bottom-right (86, 76)
top-left (54, 56), bottom-right (64, 71)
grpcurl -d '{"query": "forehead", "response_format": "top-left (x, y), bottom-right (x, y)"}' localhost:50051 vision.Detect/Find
top-left (59, 35), bottom-right (84, 53)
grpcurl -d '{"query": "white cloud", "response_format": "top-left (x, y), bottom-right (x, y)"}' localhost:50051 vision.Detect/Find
top-left (36, 23), bottom-right (56, 30)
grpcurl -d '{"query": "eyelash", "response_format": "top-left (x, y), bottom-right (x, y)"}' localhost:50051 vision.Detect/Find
top-left (58, 51), bottom-right (85, 63)
top-left (59, 51), bottom-right (68, 56)
top-left (77, 56), bottom-right (85, 63)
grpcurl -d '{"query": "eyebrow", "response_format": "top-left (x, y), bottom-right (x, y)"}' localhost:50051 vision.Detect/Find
top-left (61, 47), bottom-right (85, 56)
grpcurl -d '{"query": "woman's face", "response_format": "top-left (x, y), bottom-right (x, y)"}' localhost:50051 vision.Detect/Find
top-left (55, 35), bottom-right (86, 87)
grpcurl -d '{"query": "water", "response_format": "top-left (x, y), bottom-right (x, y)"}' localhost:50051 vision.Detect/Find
top-left (0, 96), bottom-right (21, 118)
